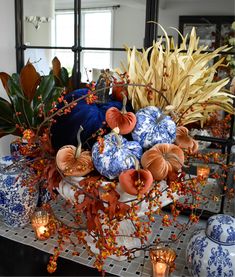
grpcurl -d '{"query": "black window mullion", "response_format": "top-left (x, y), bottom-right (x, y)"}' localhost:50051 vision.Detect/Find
top-left (15, 0), bottom-right (24, 73)
top-left (71, 0), bottom-right (81, 88)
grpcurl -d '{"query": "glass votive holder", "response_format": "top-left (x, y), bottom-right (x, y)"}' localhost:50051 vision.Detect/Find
top-left (150, 247), bottom-right (176, 277)
top-left (31, 210), bottom-right (50, 240)
top-left (197, 165), bottom-right (210, 181)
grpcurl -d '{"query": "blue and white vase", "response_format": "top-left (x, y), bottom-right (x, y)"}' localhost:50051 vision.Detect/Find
top-left (186, 214), bottom-right (235, 277)
top-left (0, 155), bottom-right (39, 228)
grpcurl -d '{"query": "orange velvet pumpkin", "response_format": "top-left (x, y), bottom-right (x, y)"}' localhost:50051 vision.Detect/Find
top-left (56, 126), bottom-right (94, 176)
top-left (175, 126), bottom-right (198, 154)
top-left (141, 143), bottom-right (184, 181)
top-left (106, 93), bottom-right (136, 135)
top-left (119, 169), bottom-right (153, 195)
top-left (56, 146), bottom-right (93, 176)
top-left (119, 156), bottom-right (153, 195)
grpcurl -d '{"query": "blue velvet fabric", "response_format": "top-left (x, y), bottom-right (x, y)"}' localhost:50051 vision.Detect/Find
top-left (50, 89), bottom-right (128, 150)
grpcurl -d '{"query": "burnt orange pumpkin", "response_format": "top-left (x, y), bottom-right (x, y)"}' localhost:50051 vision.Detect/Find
top-left (119, 169), bottom-right (153, 195)
top-left (106, 93), bottom-right (136, 135)
top-left (175, 126), bottom-right (198, 154)
top-left (119, 156), bottom-right (153, 195)
top-left (56, 126), bottom-right (93, 176)
top-left (141, 143), bottom-right (184, 181)
top-left (112, 81), bottom-right (128, 102)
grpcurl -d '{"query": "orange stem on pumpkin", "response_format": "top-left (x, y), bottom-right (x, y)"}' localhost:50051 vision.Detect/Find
top-left (75, 125), bottom-right (84, 158)
top-left (121, 91), bottom-right (127, 114)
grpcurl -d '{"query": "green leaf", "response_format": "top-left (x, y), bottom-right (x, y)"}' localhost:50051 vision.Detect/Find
top-left (60, 67), bottom-right (69, 86)
top-left (10, 95), bottom-right (33, 129)
top-left (11, 73), bottom-right (20, 84)
top-left (44, 87), bottom-right (63, 113)
top-left (33, 75), bottom-right (55, 109)
top-left (21, 99), bottom-right (33, 127)
top-left (0, 126), bottom-right (17, 138)
top-left (0, 97), bottom-right (15, 120)
top-left (0, 118), bottom-right (15, 129)
top-left (8, 77), bottom-right (27, 101)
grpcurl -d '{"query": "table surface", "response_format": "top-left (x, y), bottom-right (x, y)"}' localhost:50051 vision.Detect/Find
top-left (0, 179), bottom-right (234, 277)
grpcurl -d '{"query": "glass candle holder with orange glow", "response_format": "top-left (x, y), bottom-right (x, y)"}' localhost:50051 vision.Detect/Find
top-left (197, 165), bottom-right (210, 180)
top-left (31, 210), bottom-right (50, 240)
top-left (150, 247), bottom-right (176, 277)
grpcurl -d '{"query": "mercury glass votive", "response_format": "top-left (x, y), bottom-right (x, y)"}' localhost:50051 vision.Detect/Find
top-left (197, 165), bottom-right (210, 180)
top-left (31, 210), bottom-right (50, 240)
top-left (150, 247), bottom-right (176, 277)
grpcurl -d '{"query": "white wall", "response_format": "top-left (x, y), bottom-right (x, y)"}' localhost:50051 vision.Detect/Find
top-left (158, 0), bottom-right (235, 41)
top-left (0, 0), bottom-right (16, 156)
top-left (112, 4), bottom-right (145, 68)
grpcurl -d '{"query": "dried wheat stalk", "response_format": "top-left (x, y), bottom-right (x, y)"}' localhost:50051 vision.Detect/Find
top-left (117, 26), bottom-right (234, 126)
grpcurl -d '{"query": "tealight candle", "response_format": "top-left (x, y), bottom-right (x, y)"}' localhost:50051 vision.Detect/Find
top-left (197, 165), bottom-right (210, 180)
top-left (150, 247), bottom-right (176, 277)
top-left (31, 210), bottom-right (50, 240)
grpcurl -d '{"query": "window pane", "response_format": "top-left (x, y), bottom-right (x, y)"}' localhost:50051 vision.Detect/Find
top-left (23, 0), bottom-right (74, 47)
top-left (55, 12), bottom-right (74, 47)
top-left (81, 2), bottom-right (146, 49)
top-left (24, 49), bottom-right (74, 75)
top-left (80, 50), bottom-right (129, 82)
top-left (81, 51), bottom-right (111, 82)
top-left (82, 10), bottom-right (112, 48)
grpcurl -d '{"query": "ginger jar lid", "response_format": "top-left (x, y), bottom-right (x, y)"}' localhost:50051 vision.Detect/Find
top-left (206, 214), bottom-right (235, 246)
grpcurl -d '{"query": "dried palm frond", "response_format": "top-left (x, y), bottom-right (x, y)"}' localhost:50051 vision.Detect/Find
top-left (117, 25), bottom-right (234, 126)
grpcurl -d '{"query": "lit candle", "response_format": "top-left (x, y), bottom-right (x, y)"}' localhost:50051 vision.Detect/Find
top-left (150, 247), bottom-right (176, 277)
top-left (197, 165), bottom-right (210, 180)
top-left (153, 261), bottom-right (169, 277)
top-left (31, 210), bottom-right (50, 240)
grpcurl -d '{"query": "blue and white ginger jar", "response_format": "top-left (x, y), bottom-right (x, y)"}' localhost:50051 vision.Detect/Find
top-left (186, 214), bottom-right (235, 277)
top-left (0, 156), bottom-right (39, 228)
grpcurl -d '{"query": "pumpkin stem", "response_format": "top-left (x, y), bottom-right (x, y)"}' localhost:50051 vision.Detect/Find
top-left (111, 127), bottom-right (122, 147)
top-left (125, 154), bottom-right (140, 170)
top-left (156, 113), bottom-right (166, 124)
top-left (121, 91), bottom-right (127, 114)
top-left (75, 125), bottom-right (84, 158)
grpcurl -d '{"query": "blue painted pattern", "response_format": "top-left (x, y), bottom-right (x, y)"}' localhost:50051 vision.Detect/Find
top-left (207, 245), bottom-right (233, 276)
top-left (0, 156), bottom-right (38, 228)
top-left (92, 132), bottom-right (143, 179)
top-left (132, 106), bottom-right (176, 149)
top-left (187, 215), bottom-right (235, 277)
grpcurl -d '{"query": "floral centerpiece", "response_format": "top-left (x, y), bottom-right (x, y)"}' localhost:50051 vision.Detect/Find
top-left (0, 26), bottom-right (234, 274)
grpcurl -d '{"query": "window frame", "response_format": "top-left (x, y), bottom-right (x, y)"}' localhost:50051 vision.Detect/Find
top-left (15, 0), bottom-right (159, 88)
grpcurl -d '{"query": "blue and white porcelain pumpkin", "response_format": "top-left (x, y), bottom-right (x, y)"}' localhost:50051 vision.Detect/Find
top-left (92, 129), bottom-right (143, 179)
top-left (186, 214), bottom-right (235, 277)
top-left (0, 156), bottom-right (39, 228)
top-left (132, 106), bottom-right (176, 149)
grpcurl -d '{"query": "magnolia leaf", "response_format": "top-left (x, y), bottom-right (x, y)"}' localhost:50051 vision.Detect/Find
top-left (33, 75), bottom-right (55, 109)
top-left (0, 126), bottom-right (17, 138)
top-left (8, 77), bottom-right (26, 101)
top-left (52, 56), bottom-right (61, 79)
top-left (20, 61), bottom-right (41, 102)
top-left (0, 72), bottom-right (10, 95)
top-left (0, 97), bottom-right (14, 120)
top-left (60, 67), bottom-right (69, 86)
